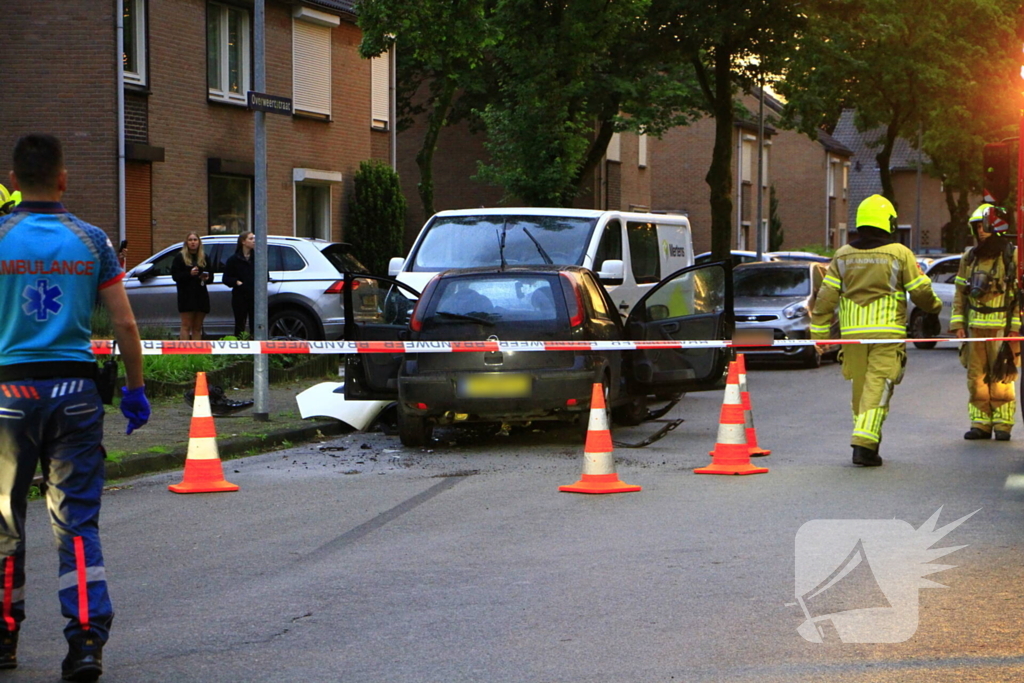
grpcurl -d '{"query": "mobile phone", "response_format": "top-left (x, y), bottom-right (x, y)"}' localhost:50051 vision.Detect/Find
top-left (119, 239), bottom-right (128, 251)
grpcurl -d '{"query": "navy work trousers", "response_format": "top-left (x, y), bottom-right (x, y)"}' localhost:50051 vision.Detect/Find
top-left (0, 378), bottom-right (113, 644)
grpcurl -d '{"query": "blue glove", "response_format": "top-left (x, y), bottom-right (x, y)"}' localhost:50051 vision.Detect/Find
top-left (121, 385), bottom-right (151, 435)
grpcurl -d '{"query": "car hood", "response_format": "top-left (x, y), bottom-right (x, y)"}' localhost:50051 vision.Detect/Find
top-left (734, 295), bottom-right (807, 314)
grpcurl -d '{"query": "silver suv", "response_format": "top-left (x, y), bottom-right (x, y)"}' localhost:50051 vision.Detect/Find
top-left (124, 236), bottom-right (370, 339)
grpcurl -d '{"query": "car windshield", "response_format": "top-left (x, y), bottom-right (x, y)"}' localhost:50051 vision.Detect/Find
top-left (734, 267), bottom-right (810, 297)
top-left (425, 276), bottom-right (560, 325)
top-left (409, 215), bottom-right (598, 271)
top-left (321, 244), bottom-right (370, 274)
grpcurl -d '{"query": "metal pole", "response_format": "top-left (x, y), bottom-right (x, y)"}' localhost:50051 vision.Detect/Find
top-left (914, 125), bottom-right (922, 253)
top-left (253, 0), bottom-right (269, 421)
top-left (116, 0), bottom-right (126, 246)
top-left (755, 82), bottom-right (765, 258)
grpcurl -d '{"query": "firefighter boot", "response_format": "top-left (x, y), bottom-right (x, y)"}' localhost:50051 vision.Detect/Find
top-left (0, 631), bottom-right (17, 670)
top-left (61, 633), bottom-right (102, 682)
top-left (964, 427), bottom-right (992, 440)
top-left (852, 445), bottom-right (882, 467)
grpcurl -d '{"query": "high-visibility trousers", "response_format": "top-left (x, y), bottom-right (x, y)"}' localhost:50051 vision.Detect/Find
top-left (0, 378), bottom-right (113, 644)
top-left (840, 342), bottom-right (907, 449)
top-left (963, 330), bottom-right (1017, 433)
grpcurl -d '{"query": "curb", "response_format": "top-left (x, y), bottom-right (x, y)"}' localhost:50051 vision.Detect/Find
top-left (104, 420), bottom-right (353, 482)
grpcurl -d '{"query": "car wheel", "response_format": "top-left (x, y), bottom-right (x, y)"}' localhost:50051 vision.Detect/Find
top-left (269, 308), bottom-right (319, 340)
top-left (612, 394), bottom-right (648, 426)
top-left (910, 311), bottom-right (937, 349)
top-left (397, 408), bottom-right (433, 448)
top-left (802, 347), bottom-right (822, 369)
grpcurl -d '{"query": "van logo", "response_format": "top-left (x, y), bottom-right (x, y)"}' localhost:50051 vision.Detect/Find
top-left (663, 242), bottom-right (687, 258)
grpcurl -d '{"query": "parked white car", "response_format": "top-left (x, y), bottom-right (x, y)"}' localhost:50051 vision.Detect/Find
top-left (907, 254), bottom-right (960, 348)
top-left (124, 236), bottom-right (372, 339)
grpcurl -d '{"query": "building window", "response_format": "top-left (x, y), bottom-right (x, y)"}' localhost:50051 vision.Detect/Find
top-left (371, 50), bottom-right (391, 130)
top-left (207, 2), bottom-right (250, 104)
top-left (123, 0), bottom-right (146, 86)
top-left (209, 174), bottom-right (251, 234)
top-left (295, 183), bottom-right (331, 240)
top-left (606, 133), bottom-right (621, 163)
top-left (293, 8), bottom-right (339, 118)
top-left (638, 133), bottom-right (648, 168)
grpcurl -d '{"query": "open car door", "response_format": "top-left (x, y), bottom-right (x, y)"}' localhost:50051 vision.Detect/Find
top-left (624, 261), bottom-right (733, 395)
top-left (342, 274), bottom-right (421, 401)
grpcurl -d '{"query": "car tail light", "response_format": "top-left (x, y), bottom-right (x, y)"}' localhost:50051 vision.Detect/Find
top-left (559, 273), bottom-right (585, 327)
top-left (565, 398), bottom-right (578, 406)
top-left (324, 279), bottom-right (360, 294)
top-left (416, 402), bottom-right (428, 410)
top-left (409, 276), bottom-right (441, 332)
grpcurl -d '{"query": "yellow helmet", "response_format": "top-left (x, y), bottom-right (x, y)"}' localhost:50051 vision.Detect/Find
top-left (969, 203), bottom-right (1008, 233)
top-left (0, 184), bottom-right (15, 216)
top-left (856, 194), bottom-right (897, 233)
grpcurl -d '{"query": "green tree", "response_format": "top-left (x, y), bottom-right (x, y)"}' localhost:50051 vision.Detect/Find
top-left (779, 0), bottom-right (1020, 223)
top-left (358, 0), bottom-right (497, 219)
top-left (654, 0), bottom-right (807, 260)
top-left (348, 161), bottom-right (407, 275)
top-left (768, 185), bottom-right (784, 251)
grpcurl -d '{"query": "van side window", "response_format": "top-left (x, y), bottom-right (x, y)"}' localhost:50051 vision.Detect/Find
top-left (593, 220), bottom-right (622, 271)
top-left (627, 221), bottom-right (661, 284)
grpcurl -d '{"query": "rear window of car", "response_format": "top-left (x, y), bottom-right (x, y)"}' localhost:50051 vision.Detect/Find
top-left (321, 244), bottom-right (370, 274)
top-left (269, 245), bottom-right (306, 271)
top-left (425, 276), bottom-right (561, 325)
top-left (734, 267), bottom-right (810, 297)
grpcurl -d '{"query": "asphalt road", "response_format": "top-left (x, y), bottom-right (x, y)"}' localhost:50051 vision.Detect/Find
top-left (10, 344), bottom-right (1024, 682)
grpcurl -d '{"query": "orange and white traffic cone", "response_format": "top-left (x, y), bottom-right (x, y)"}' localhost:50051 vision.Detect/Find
top-left (559, 383), bottom-right (641, 494)
top-left (736, 354), bottom-right (770, 457)
top-left (695, 359), bottom-right (769, 475)
top-left (169, 372), bottom-right (240, 494)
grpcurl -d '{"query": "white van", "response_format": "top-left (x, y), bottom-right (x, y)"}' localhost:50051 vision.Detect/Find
top-left (388, 208), bottom-right (694, 316)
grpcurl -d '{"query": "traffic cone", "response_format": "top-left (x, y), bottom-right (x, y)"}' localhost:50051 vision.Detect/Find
top-left (695, 359), bottom-right (769, 475)
top-left (736, 354), bottom-right (770, 457)
top-left (559, 383), bottom-right (641, 494)
top-left (169, 372), bottom-right (240, 494)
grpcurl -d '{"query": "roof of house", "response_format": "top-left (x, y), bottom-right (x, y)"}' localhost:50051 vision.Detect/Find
top-left (754, 86), bottom-right (852, 156)
top-left (832, 108), bottom-right (929, 227)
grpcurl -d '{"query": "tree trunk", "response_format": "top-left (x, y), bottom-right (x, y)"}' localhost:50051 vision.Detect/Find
top-left (415, 79), bottom-right (457, 219)
top-left (875, 120), bottom-right (899, 207)
top-left (706, 47), bottom-right (735, 261)
top-left (570, 118), bottom-right (617, 208)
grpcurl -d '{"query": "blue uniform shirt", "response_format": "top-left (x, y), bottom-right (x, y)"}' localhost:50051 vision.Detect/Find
top-left (0, 202), bottom-right (123, 365)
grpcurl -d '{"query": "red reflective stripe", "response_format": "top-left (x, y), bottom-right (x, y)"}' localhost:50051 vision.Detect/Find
top-left (2, 557), bottom-right (15, 632)
top-left (30, 387), bottom-right (40, 399)
top-left (9, 386), bottom-right (22, 399)
top-left (0, 386), bottom-right (9, 398)
top-left (73, 537), bottom-right (90, 631)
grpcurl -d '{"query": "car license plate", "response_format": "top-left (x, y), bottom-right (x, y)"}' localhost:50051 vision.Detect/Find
top-left (458, 373), bottom-right (531, 398)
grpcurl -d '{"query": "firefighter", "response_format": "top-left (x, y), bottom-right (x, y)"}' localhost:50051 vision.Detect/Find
top-left (950, 203), bottom-right (1020, 440)
top-left (0, 183), bottom-right (21, 215)
top-left (811, 194), bottom-right (943, 466)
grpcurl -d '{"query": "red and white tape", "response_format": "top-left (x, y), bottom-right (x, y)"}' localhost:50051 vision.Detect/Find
top-left (90, 336), bottom-right (1017, 356)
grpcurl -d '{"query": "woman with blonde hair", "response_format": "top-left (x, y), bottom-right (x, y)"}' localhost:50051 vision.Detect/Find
top-left (171, 231), bottom-right (212, 340)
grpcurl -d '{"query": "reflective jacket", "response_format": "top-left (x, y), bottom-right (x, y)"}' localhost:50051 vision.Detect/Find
top-left (811, 243), bottom-right (941, 339)
top-left (951, 245), bottom-right (1020, 332)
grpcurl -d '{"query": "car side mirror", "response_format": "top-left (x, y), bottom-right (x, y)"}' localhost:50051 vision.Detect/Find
top-left (133, 262), bottom-right (156, 281)
top-left (648, 304), bottom-right (669, 321)
top-left (597, 259), bottom-right (624, 284)
top-left (388, 257), bottom-right (404, 277)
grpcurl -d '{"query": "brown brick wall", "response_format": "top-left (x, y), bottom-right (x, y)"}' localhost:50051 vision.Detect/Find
top-left (1, 1), bottom-right (119, 238)
top-left (125, 92), bottom-right (149, 144)
top-left (769, 130), bottom-right (831, 250)
top-left (649, 117), bottom-right (718, 252)
top-left (146, 1), bottom-right (379, 254)
top-left (892, 172), bottom-right (946, 249)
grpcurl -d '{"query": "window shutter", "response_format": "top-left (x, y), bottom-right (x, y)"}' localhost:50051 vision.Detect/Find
top-left (606, 133), bottom-right (621, 162)
top-left (371, 52), bottom-right (390, 129)
top-left (293, 20), bottom-right (332, 116)
top-left (638, 133), bottom-right (647, 168)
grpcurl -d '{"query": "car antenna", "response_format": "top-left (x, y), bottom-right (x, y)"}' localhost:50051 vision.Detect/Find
top-left (498, 218), bottom-right (508, 271)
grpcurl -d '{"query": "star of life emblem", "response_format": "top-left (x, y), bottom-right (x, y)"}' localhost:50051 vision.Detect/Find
top-left (22, 278), bottom-right (63, 321)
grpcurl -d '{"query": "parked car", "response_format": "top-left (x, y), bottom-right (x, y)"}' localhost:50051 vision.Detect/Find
top-left (764, 250), bottom-right (832, 263)
top-left (907, 254), bottom-right (960, 348)
top-left (732, 260), bottom-right (836, 368)
top-left (124, 236), bottom-right (374, 339)
top-left (388, 208), bottom-right (696, 318)
top-left (695, 250), bottom-right (776, 267)
top-left (343, 262), bottom-right (734, 446)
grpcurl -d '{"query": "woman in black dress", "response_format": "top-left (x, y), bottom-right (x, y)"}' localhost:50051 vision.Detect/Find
top-left (222, 231), bottom-right (256, 337)
top-left (170, 231), bottom-right (211, 340)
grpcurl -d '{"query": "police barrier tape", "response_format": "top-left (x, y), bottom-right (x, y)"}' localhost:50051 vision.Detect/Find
top-left (90, 336), bottom-right (1020, 356)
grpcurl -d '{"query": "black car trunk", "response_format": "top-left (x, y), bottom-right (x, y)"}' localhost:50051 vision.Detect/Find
top-left (414, 320), bottom-right (577, 372)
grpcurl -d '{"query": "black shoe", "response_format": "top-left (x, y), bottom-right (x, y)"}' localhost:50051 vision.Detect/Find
top-left (0, 631), bottom-right (17, 670)
top-left (62, 634), bottom-right (103, 682)
top-left (852, 445), bottom-right (882, 467)
top-left (995, 431), bottom-right (1011, 441)
top-left (964, 428), bottom-right (992, 440)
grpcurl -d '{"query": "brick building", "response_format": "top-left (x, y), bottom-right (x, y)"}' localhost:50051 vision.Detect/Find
top-left (1, 0), bottom-right (392, 266)
top-left (397, 87), bottom-right (852, 255)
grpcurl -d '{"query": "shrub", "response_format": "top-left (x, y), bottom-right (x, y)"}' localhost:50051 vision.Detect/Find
top-left (347, 160), bottom-right (407, 275)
